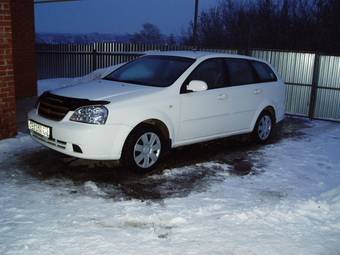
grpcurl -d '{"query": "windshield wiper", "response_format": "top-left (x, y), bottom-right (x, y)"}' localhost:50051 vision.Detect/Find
top-left (102, 77), bottom-right (120, 82)
top-left (104, 78), bottom-right (156, 86)
top-left (119, 79), bottom-right (144, 85)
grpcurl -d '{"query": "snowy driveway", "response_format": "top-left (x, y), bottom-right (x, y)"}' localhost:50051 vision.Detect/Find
top-left (1, 117), bottom-right (340, 255)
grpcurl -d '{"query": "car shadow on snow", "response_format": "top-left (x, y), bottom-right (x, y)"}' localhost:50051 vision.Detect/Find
top-left (20, 116), bottom-right (311, 201)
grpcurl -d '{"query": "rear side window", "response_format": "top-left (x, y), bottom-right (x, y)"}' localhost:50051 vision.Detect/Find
top-left (251, 61), bottom-right (277, 82)
top-left (224, 59), bottom-right (257, 86)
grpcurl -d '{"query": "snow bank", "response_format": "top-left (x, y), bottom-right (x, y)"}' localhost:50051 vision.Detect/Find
top-left (1, 119), bottom-right (340, 254)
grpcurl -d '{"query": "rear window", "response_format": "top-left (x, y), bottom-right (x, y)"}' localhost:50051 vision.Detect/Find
top-left (251, 61), bottom-right (278, 82)
top-left (224, 59), bottom-right (257, 86)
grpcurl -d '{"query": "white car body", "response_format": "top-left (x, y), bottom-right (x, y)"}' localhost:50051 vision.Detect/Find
top-left (28, 51), bottom-right (285, 162)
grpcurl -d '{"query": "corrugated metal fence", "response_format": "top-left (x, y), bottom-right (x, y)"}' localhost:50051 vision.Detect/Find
top-left (251, 50), bottom-right (340, 121)
top-left (36, 43), bottom-right (237, 79)
top-left (36, 43), bottom-right (340, 121)
top-left (36, 43), bottom-right (238, 79)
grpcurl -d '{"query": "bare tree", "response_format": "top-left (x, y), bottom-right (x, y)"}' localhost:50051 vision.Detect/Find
top-left (183, 0), bottom-right (340, 54)
top-left (132, 23), bottom-right (163, 44)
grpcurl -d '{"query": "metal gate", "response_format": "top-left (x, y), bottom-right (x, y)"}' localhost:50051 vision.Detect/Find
top-left (314, 55), bottom-right (340, 120)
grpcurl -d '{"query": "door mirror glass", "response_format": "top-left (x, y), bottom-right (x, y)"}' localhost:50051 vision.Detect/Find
top-left (186, 80), bottom-right (208, 92)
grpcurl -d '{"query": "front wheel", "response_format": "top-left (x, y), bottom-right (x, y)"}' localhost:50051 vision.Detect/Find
top-left (121, 125), bottom-right (165, 174)
top-left (252, 112), bottom-right (274, 143)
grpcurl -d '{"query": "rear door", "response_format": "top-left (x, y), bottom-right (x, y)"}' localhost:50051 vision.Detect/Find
top-left (222, 59), bottom-right (281, 132)
top-left (222, 58), bottom-right (264, 132)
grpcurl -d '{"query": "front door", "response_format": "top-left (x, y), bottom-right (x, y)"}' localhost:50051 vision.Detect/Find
top-left (178, 58), bottom-right (230, 141)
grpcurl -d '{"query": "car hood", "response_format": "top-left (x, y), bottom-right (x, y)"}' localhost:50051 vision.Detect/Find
top-left (50, 79), bottom-right (160, 101)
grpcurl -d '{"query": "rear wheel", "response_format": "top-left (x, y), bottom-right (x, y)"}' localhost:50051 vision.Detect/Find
top-left (122, 125), bottom-right (165, 174)
top-left (253, 111), bottom-right (274, 143)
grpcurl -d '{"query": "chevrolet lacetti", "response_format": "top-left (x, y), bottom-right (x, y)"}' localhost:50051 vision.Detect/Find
top-left (28, 51), bottom-right (285, 173)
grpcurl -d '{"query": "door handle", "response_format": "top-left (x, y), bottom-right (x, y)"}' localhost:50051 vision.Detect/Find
top-left (217, 94), bottom-right (227, 100)
top-left (254, 89), bottom-right (262, 95)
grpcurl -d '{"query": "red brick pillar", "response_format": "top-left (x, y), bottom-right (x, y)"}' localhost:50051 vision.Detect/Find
top-left (0, 0), bottom-right (17, 139)
top-left (11, 0), bottom-right (37, 98)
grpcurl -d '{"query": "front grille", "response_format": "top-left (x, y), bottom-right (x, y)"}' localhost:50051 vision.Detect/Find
top-left (37, 92), bottom-right (110, 121)
top-left (38, 94), bottom-right (69, 121)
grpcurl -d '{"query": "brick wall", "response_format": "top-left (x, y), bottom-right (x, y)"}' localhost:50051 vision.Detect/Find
top-left (0, 0), bottom-right (17, 139)
top-left (11, 0), bottom-right (37, 98)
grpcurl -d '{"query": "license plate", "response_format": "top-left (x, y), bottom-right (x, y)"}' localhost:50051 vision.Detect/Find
top-left (28, 120), bottom-right (51, 138)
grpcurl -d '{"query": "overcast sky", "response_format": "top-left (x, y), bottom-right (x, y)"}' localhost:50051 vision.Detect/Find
top-left (34, 0), bottom-right (219, 35)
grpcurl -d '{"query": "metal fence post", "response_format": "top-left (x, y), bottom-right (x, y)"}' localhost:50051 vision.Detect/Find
top-left (92, 47), bottom-right (97, 71)
top-left (308, 54), bottom-right (321, 119)
top-left (193, 0), bottom-right (199, 48)
top-left (237, 48), bottom-right (250, 56)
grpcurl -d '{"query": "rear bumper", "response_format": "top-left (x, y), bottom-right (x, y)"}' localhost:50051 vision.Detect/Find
top-left (276, 102), bottom-right (286, 123)
top-left (28, 109), bottom-right (132, 160)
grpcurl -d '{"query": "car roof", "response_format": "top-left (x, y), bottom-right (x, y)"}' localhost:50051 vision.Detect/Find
top-left (144, 50), bottom-right (261, 61)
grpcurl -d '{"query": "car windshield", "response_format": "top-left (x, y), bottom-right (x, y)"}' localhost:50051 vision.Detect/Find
top-left (104, 55), bottom-right (195, 87)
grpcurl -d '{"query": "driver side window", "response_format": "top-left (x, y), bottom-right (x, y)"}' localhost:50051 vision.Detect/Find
top-left (182, 58), bottom-right (228, 93)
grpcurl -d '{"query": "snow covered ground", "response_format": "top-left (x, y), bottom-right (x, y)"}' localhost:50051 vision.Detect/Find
top-left (1, 116), bottom-right (340, 254)
top-left (5, 73), bottom-right (340, 254)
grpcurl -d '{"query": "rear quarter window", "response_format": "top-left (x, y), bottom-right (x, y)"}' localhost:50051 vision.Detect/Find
top-left (251, 61), bottom-right (278, 82)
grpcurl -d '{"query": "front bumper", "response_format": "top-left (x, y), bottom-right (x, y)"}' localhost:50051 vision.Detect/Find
top-left (28, 109), bottom-right (132, 160)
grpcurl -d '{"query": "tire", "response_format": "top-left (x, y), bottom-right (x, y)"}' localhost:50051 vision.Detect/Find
top-left (121, 124), bottom-right (166, 174)
top-left (252, 111), bottom-right (274, 143)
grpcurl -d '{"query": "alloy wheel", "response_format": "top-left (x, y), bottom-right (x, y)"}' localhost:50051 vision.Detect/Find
top-left (133, 132), bottom-right (161, 168)
top-left (258, 115), bottom-right (272, 141)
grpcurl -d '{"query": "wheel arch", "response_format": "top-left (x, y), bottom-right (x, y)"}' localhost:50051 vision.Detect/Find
top-left (251, 104), bottom-right (277, 131)
top-left (139, 118), bottom-right (171, 145)
top-left (123, 118), bottom-right (173, 150)
top-left (263, 106), bottom-right (276, 123)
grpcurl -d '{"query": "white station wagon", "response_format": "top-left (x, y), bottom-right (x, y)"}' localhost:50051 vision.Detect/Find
top-left (28, 51), bottom-right (285, 173)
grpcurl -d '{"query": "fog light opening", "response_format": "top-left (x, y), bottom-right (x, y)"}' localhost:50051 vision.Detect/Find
top-left (72, 144), bottom-right (83, 153)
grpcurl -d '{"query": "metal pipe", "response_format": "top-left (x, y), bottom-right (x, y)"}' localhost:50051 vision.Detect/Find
top-left (193, 0), bottom-right (199, 48)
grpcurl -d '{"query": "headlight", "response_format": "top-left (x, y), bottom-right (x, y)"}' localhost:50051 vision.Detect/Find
top-left (70, 105), bottom-right (108, 125)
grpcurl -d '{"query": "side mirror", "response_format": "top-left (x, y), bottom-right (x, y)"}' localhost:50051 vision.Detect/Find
top-left (186, 80), bottom-right (208, 92)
